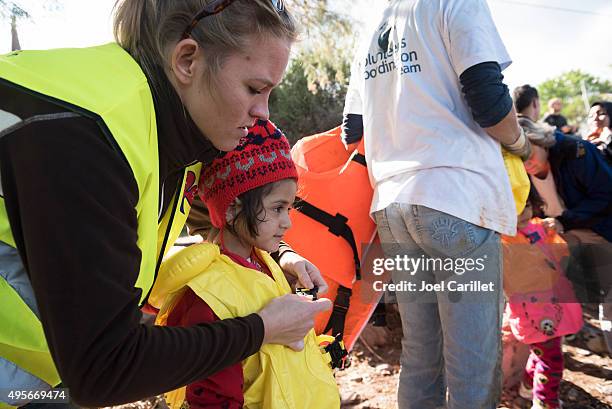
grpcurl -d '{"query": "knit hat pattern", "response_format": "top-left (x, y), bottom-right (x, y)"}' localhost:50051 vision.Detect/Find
top-left (199, 119), bottom-right (298, 228)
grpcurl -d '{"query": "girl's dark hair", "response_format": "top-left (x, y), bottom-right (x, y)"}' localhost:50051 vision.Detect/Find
top-left (526, 184), bottom-right (545, 219)
top-left (226, 180), bottom-right (286, 240)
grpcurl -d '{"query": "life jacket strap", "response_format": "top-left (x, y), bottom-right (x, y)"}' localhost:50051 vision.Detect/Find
top-left (323, 285), bottom-right (352, 338)
top-left (293, 197), bottom-right (361, 280)
top-left (294, 148), bottom-right (368, 353)
top-left (351, 152), bottom-right (367, 167)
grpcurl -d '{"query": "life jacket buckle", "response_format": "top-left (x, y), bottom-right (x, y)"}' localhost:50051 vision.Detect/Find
top-left (295, 285), bottom-right (319, 300)
top-left (323, 334), bottom-right (350, 370)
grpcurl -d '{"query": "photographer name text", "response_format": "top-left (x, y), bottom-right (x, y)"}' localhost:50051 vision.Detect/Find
top-left (373, 280), bottom-right (496, 293)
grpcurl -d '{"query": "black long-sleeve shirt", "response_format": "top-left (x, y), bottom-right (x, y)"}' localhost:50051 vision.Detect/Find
top-left (0, 68), bottom-right (264, 406)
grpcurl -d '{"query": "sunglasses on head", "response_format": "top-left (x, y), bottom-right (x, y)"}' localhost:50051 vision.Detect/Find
top-left (182, 0), bottom-right (285, 39)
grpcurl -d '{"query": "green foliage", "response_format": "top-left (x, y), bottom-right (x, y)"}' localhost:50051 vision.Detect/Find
top-left (269, 50), bottom-right (351, 145)
top-left (0, 0), bottom-right (30, 20)
top-left (538, 70), bottom-right (612, 125)
top-left (286, 0), bottom-right (352, 40)
top-left (269, 0), bottom-right (356, 144)
top-left (1, 1), bottom-right (62, 21)
top-left (287, 0), bottom-right (354, 94)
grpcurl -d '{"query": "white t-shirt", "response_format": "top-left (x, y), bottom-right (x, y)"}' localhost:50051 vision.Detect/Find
top-left (344, 0), bottom-right (517, 235)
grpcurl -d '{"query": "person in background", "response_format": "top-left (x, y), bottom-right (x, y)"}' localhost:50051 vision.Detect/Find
top-left (342, 1), bottom-right (531, 408)
top-left (542, 97), bottom-right (576, 135)
top-left (514, 84), bottom-right (612, 358)
top-left (585, 101), bottom-right (612, 163)
top-left (503, 186), bottom-right (583, 409)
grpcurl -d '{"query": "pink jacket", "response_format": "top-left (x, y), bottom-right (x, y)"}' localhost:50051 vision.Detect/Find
top-left (505, 220), bottom-right (583, 344)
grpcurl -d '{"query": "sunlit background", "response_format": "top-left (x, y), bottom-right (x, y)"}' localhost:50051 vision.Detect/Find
top-left (2, 0), bottom-right (611, 89)
top-left (2, 0), bottom-right (611, 140)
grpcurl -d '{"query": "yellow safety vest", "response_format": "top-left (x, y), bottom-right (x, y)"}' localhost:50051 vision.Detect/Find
top-left (155, 243), bottom-right (340, 409)
top-left (0, 43), bottom-right (199, 395)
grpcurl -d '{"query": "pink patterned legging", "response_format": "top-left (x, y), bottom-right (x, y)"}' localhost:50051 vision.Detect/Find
top-left (522, 337), bottom-right (563, 409)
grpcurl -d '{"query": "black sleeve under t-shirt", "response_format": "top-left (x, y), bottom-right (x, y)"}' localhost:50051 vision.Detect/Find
top-left (459, 61), bottom-right (513, 128)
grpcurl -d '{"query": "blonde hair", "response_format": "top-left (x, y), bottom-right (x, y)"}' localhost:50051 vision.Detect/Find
top-left (113, 0), bottom-right (297, 86)
top-left (548, 98), bottom-right (561, 109)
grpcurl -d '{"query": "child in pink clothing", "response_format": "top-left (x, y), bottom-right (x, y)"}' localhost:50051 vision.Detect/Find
top-left (504, 188), bottom-right (583, 409)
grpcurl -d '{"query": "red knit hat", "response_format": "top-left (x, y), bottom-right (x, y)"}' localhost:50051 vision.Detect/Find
top-left (199, 119), bottom-right (298, 228)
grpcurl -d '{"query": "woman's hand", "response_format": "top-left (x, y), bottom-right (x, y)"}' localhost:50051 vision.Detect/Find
top-left (257, 294), bottom-right (332, 350)
top-left (278, 251), bottom-right (329, 295)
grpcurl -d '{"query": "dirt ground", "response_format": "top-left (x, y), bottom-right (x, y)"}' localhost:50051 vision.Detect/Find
top-left (335, 305), bottom-right (612, 409)
top-left (109, 305), bottom-right (611, 409)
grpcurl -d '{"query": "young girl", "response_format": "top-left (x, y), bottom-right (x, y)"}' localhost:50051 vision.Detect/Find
top-left (154, 120), bottom-right (340, 409)
top-left (503, 187), bottom-right (583, 409)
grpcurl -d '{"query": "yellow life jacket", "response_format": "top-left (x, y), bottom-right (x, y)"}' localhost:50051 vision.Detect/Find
top-left (502, 148), bottom-right (530, 216)
top-left (0, 44), bottom-right (199, 397)
top-left (154, 242), bottom-right (340, 409)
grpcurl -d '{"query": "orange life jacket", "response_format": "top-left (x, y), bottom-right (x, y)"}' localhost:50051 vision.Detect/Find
top-left (501, 218), bottom-right (567, 296)
top-left (502, 218), bottom-right (582, 344)
top-left (284, 127), bottom-right (380, 351)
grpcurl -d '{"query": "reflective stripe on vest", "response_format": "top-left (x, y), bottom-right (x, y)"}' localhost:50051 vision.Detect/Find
top-left (155, 243), bottom-right (340, 409)
top-left (0, 44), bottom-right (199, 391)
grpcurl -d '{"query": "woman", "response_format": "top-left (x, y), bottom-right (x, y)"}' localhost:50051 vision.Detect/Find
top-left (585, 101), bottom-right (612, 163)
top-left (0, 0), bottom-right (330, 406)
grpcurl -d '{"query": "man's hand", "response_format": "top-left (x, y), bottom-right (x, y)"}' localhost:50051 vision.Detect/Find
top-left (279, 251), bottom-right (329, 295)
top-left (258, 294), bottom-right (332, 350)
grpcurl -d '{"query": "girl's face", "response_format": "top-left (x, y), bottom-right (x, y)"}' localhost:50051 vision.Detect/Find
top-left (252, 179), bottom-right (297, 253)
top-left (170, 34), bottom-right (291, 152)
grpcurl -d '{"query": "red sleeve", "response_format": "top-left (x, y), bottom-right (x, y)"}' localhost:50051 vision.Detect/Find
top-left (167, 289), bottom-right (244, 409)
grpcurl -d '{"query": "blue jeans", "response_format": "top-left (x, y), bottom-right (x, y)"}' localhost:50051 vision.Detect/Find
top-left (374, 204), bottom-right (503, 409)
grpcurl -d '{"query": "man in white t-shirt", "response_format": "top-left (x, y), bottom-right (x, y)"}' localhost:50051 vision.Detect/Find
top-left (342, 1), bottom-right (530, 408)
